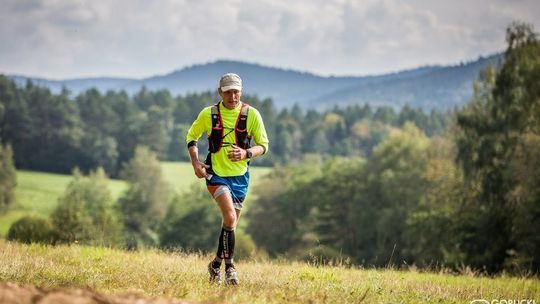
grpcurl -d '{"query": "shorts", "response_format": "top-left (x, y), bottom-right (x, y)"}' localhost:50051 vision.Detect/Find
top-left (206, 171), bottom-right (250, 210)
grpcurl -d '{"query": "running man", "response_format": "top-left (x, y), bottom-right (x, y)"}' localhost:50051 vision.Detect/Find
top-left (186, 73), bottom-right (269, 285)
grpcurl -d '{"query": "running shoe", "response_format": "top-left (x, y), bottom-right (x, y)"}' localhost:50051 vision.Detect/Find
top-left (208, 262), bottom-right (222, 284)
top-left (225, 267), bottom-right (239, 285)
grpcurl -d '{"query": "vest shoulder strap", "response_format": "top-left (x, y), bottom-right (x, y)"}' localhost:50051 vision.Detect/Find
top-left (211, 103), bottom-right (220, 128)
top-left (237, 103), bottom-right (249, 130)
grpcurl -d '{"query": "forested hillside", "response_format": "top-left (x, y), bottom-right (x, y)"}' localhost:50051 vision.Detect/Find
top-left (8, 54), bottom-right (502, 110)
top-left (312, 54), bottom-right (502, 110)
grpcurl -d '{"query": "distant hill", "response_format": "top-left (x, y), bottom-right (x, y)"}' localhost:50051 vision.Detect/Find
top-left (7, 54), bottom-right (502, 110)
top-left (312, 54), bottom-right (503, 110)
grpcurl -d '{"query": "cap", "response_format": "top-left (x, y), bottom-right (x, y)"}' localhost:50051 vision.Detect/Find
top-left (219, 73), bottom-right (242, 92)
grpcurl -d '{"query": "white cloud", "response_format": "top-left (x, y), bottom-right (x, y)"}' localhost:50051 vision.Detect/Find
top-left (0, 0), bottom-right (539, 78)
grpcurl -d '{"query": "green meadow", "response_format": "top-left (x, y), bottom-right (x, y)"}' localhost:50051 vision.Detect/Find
top-left (0, 162), bottom-right (271, 236)
top-left (1, 241), bottom-right (538, 303)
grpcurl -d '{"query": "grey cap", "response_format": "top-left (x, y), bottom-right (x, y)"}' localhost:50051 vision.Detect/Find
top-left (219, 73), bottom-right (242, 92)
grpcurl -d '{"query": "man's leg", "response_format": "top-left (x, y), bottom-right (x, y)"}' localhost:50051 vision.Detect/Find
top-left (212, 192), bottom-right (244, 285)
top-left (215, 192), bottom-right (237, 265)
top-left (205, 184), bottom-right (231, 282)
top-left (207, 173), bottom-right (247, 284)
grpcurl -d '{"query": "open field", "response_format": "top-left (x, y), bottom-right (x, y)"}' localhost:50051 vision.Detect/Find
top-left (0, 241), bottom-right (538, 304)
top-left (0, 163), bottom-right (272, 237)
top-left (0, 170), bottom-right (127, 237)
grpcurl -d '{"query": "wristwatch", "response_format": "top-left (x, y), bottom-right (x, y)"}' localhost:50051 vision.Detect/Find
top-left (246, 149), bottom-right (252, 159)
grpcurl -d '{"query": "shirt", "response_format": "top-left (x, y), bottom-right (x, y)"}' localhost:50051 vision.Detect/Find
top-left (186, 101), bottom-right (269, 177)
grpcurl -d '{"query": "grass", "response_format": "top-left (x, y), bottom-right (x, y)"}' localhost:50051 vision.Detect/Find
top-left (0, 240), bottom-right (538, 303)
top-left (0, 163), bottom-right (271, 237)
top-left (14, 170), bottom-right (128, 213)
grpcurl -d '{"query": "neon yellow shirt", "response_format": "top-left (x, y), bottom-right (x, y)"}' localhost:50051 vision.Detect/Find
top-left (186, 101), bottom-right (269, 177)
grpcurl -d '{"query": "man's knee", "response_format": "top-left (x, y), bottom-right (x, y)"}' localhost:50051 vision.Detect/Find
top-left (223, 211), bottom-right (237, 228)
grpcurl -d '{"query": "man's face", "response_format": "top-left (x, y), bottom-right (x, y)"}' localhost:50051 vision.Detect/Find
top-left (219, 88), bottom-right (242, 109)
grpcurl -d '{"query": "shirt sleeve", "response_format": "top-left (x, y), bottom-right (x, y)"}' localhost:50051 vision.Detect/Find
top-left (186, 107), bottom-right (210, 145)
top-left (249, 107), bottom-right (269, 153)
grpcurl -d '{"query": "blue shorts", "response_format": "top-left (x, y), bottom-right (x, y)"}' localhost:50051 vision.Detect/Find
top-left (206, 171), bottom-right (250, 209)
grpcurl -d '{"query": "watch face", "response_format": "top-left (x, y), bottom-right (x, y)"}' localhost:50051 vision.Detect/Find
top-left (247, 150), bottom-right (252, 158)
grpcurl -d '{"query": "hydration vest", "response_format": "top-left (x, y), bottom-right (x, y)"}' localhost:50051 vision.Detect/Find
top-left (208, 102), bottom-right (252, 153)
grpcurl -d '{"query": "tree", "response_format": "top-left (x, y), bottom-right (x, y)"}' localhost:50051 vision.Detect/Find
top-left (247, 155), bottom-right (323, 256)
top-left (273, 110), bottom-right (302, 162)
top-left (107, 90), bottom-right (142, 173)
top-left (76, 89), bottom-right (120, 175)
top-left (322, 112), bottom-right (348, 153)
top-left (373, 106), bottom-right (397, 125)
top-left (398, 104), bottom-right (429, 132)
top-left (403, 137), bottom-right (464, 267)
top-left (52, 168), bottom-right (123, 246)
top-left (166, 123), bottom-right (191, 161)
top-left (454, 22), bottom-right (540, 272)
top-left (313, 157), bottom-right (366, 259)
top-left (360, 123), bottom-right (430, 266)
top-left (118, 146), bottom-right (171, 248)
top-left (159, 183), bottom-right (221, 251)
top-left (138, 106), bottom-right (170, 158)
top-left (506, 134), bottom-right (540, 271)
top-left (0, 76), bottom-right (32, 169)
top-left (0, 143), bottom-right (16, 213)
top-left (23, 85), bottom-right (83, 173)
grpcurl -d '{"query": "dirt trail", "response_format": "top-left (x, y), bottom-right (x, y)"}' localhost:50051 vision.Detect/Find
top-left (0, 282), bottom-right (193, 304)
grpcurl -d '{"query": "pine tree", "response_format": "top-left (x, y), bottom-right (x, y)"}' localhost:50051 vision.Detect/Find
top-left (0, 143), bottom-right (16, 213)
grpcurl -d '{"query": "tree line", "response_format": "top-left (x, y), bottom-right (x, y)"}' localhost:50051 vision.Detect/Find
top-left (0, 74), bottom-right (451, 176)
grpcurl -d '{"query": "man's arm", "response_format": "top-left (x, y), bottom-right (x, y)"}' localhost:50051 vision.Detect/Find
top-left (188, 143), bottom-right (209, 178)
top-left (228, 144), bottom-right (265, 161)
top-left (250, 108), bottom-right (269, 156)
top-left (186, 108), bottom-right (210, 178)
top-left (247, 145), bottom-right (265, 158)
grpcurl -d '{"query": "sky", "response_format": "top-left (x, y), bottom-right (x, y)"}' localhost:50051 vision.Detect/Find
top-left (1, 0), bottom-right (539, 79)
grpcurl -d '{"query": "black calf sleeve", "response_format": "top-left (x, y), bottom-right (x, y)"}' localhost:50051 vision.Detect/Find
top-left (216, 226), bottom-right (235, 265)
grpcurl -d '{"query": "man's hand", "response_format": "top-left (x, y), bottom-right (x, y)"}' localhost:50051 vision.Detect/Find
top-left (192, 160), bottom-right (210, 178)
top-left (228, 145), bottom-right (247, 161)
